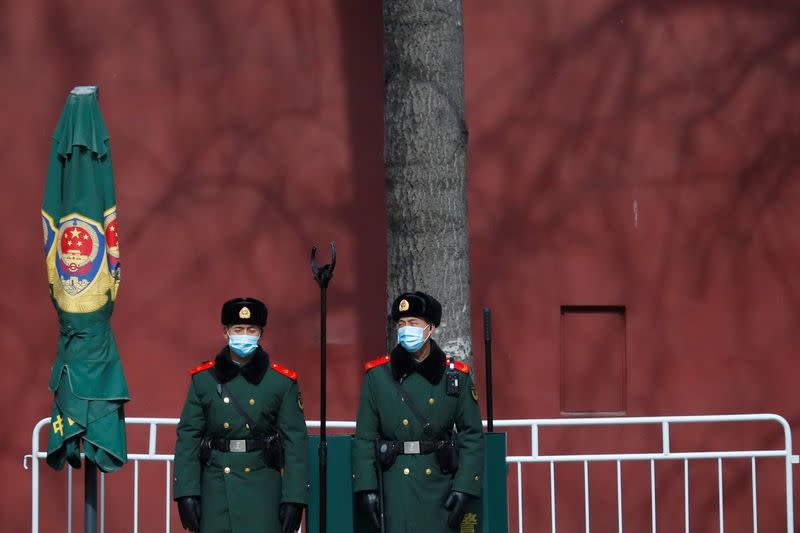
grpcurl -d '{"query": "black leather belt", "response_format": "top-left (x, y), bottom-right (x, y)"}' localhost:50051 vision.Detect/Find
top-left (208, 437), bottom-right (269, 453)
top-left (378, 439), bottom-right (442, 455)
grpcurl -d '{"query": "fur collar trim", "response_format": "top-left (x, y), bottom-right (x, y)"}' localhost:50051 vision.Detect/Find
top-left (213, 345), bottom-right (269, 385)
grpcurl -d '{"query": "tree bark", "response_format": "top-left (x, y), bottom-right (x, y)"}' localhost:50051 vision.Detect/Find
top-left (384, 0), bottom-right (472, 363)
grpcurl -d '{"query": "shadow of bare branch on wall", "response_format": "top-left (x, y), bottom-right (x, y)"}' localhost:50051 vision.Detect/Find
top-left (465, 0), bottom-right (800, 530)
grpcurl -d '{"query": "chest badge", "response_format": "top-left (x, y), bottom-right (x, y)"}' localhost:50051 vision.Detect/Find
top-left (297, 391), bottom-right (304, 411)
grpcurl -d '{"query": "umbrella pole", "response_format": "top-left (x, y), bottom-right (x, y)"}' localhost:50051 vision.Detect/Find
top-left (85, 459), bottom-right (98, 533)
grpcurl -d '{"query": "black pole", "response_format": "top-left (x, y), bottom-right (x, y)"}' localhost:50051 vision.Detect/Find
top-left (483, 308), bottom-right (494, 432)
top-left (85, 459), bottom-right (98, 533)
top-left (311, 243), bottom-right (336, 533)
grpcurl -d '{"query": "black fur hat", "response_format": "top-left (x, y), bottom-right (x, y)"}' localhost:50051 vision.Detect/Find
top-left (221, 297), bottom-right (267, 327)
top-left (390, 291), bottom-right (442, 326)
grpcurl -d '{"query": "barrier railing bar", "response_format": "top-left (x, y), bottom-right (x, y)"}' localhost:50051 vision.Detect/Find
top-left (148, 424), bottom-right (157, 456)
top-left (508, 450), bottom-right (788, 463)
top-left (718, 458), bottom-right (724, 533)
top-left (662, 422), bottom-right (670, 454)
top-left (751, 457), bottom-right (757, 533)
top-left (133, 460), bottom-right (139, 533)
top-left (550, 461), bottom-right (556, 533)
top-left (516, 462), bottom-right (523, 533)
top-left (584, 461), bottom-right (590, 533)
top-left (650, 459), bottom-right (656, 533)
top-left (165, 461), bottom-right (171, 532)
top-left (684, 459), bottom-right (690, 533)
top-left (616, 460), bottom-right (622, 533)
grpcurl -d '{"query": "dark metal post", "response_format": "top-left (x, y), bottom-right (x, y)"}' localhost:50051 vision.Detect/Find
top-left (483, 308), bottom-right (494, 432)
top-left (85, 460), bottom-right (98, 533)
top-left (311, 243), bottom-right (336, 533)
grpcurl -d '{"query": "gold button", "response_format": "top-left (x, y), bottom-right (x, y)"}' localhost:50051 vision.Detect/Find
top-left (474, 475), bottom-right (480, 481)
top-left (403, 468), bottom-right (410, 476)
top-left (244, 467), bottom-right (251, 473)
top-left (223, 397), bottom-right (230, 404)
top-left (428, 398), bottom-right (435, 405)
top-left (249, 399), bottom-right (255, 406)
top-left (223, 422), bottom-right (230, 429)
top-left (402, 419), bottom-right (409, 426)
top-left (425, 468), bottom-right (432, 476)
top-left (224, 467), bottom-right (231, 474)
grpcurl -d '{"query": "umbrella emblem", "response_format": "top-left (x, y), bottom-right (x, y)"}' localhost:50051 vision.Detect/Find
top-left (56, 215), bottom-right (105, 297)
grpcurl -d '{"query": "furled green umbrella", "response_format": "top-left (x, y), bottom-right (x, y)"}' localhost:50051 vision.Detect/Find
top-left (42, 86), bottom-right (129, 474)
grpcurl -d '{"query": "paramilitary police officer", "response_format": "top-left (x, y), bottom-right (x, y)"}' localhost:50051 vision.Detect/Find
top-left (352, 291), bottom-right (485, 532)
top-left (173, 297), bottom-right (309, 533)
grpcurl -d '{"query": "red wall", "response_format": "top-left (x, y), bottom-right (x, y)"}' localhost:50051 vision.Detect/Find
top-left (2, 0), bottom-right (799, 531)
top-left (464, 1), bottom-right (800, 530)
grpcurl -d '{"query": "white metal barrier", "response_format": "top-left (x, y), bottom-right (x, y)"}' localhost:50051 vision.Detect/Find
top-left (25, 414), bottom-right (799, 532)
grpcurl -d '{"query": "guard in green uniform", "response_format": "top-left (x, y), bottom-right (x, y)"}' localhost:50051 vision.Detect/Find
top-left (352, 291), bottom-right (484, 532)
top-left (173, 297), bottom-right (309, 533)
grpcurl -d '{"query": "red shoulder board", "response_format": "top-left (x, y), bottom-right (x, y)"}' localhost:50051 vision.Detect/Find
top-left (364, 354), bottom-right (391, 372)
top-left (189, 361), bottom-right (215, 375)
top-left (446, 358), bottom-right (470, 374)
top-left (271, 362), bottom-right (298, 381)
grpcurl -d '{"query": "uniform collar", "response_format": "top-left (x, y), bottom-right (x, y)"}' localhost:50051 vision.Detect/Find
top-left (390, 339), bottom-right (447, 384)
top-left (213, 346), bottom-right (269, 385)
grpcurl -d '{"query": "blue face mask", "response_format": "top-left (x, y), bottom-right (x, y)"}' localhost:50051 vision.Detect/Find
top-left (397, 325), bottom-right (431, 353)
top-left (228, 334), bottom-right (260, 357)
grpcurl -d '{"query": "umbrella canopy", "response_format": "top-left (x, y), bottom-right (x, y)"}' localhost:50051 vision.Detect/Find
top-left (42, 86), bottom-right (129, 473)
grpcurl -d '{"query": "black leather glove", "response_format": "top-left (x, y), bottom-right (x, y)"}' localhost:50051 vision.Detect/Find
top-left (176, 496), bottom-right (201, 532)
top-left (444, 490), bottom-right (473, 529)
top-left (279, 502), bottom-right (305, 533)
top-left (357, 490), bottom-right (381, 530)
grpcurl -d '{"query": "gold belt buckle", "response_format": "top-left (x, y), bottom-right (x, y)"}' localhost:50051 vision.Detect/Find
top-left (403, 441), bottom-right (420, 454)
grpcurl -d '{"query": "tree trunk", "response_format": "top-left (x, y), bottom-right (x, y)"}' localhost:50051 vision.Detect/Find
top-left (384, 0), bottom-right (472, 364)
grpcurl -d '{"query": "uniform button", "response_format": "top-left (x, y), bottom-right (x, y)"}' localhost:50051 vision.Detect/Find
top-left (223, 422), bottom-right (230, 429)
top-left (224, 467), bottom-right (231, 474)
top-left (474, 475), bottom-right (480, 481)
top-left (403, 468), bottom-right (410, 476)
top-left (425, 468), bottom-right (432, 476)
top-left (244, 467), bottom-right (251, 473)
top-left (402, 419), bottom-right (409, 426)
top-left (428, 398), bottom-right (435, 405)
top-left (245, 424), bottom-right (250, 431)
top-left (249, 399), bottom-right (255, 405)
top-left (223, 397), bottom-right (230, 404)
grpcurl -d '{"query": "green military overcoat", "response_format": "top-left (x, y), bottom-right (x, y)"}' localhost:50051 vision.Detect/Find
top-left (352, 340), bottom-right (484, 532)
top-left (174, 347), bottom-right (310, 533)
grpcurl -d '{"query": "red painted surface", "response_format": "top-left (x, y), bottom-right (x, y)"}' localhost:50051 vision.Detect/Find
top-left (2, 0), bottom-right (799, 531)
top-left (464, 1), bottom-right (800, 530)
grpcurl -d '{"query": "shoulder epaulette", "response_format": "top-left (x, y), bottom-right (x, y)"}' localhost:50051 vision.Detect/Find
top-left (189, 360), bottom-right (215, 375)
top-left (271, 362), bottom-right (298, 381)
top-left (364, 354), bottom-right (391, 372)
top-left (446, 357), bottom-right (470, 374)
